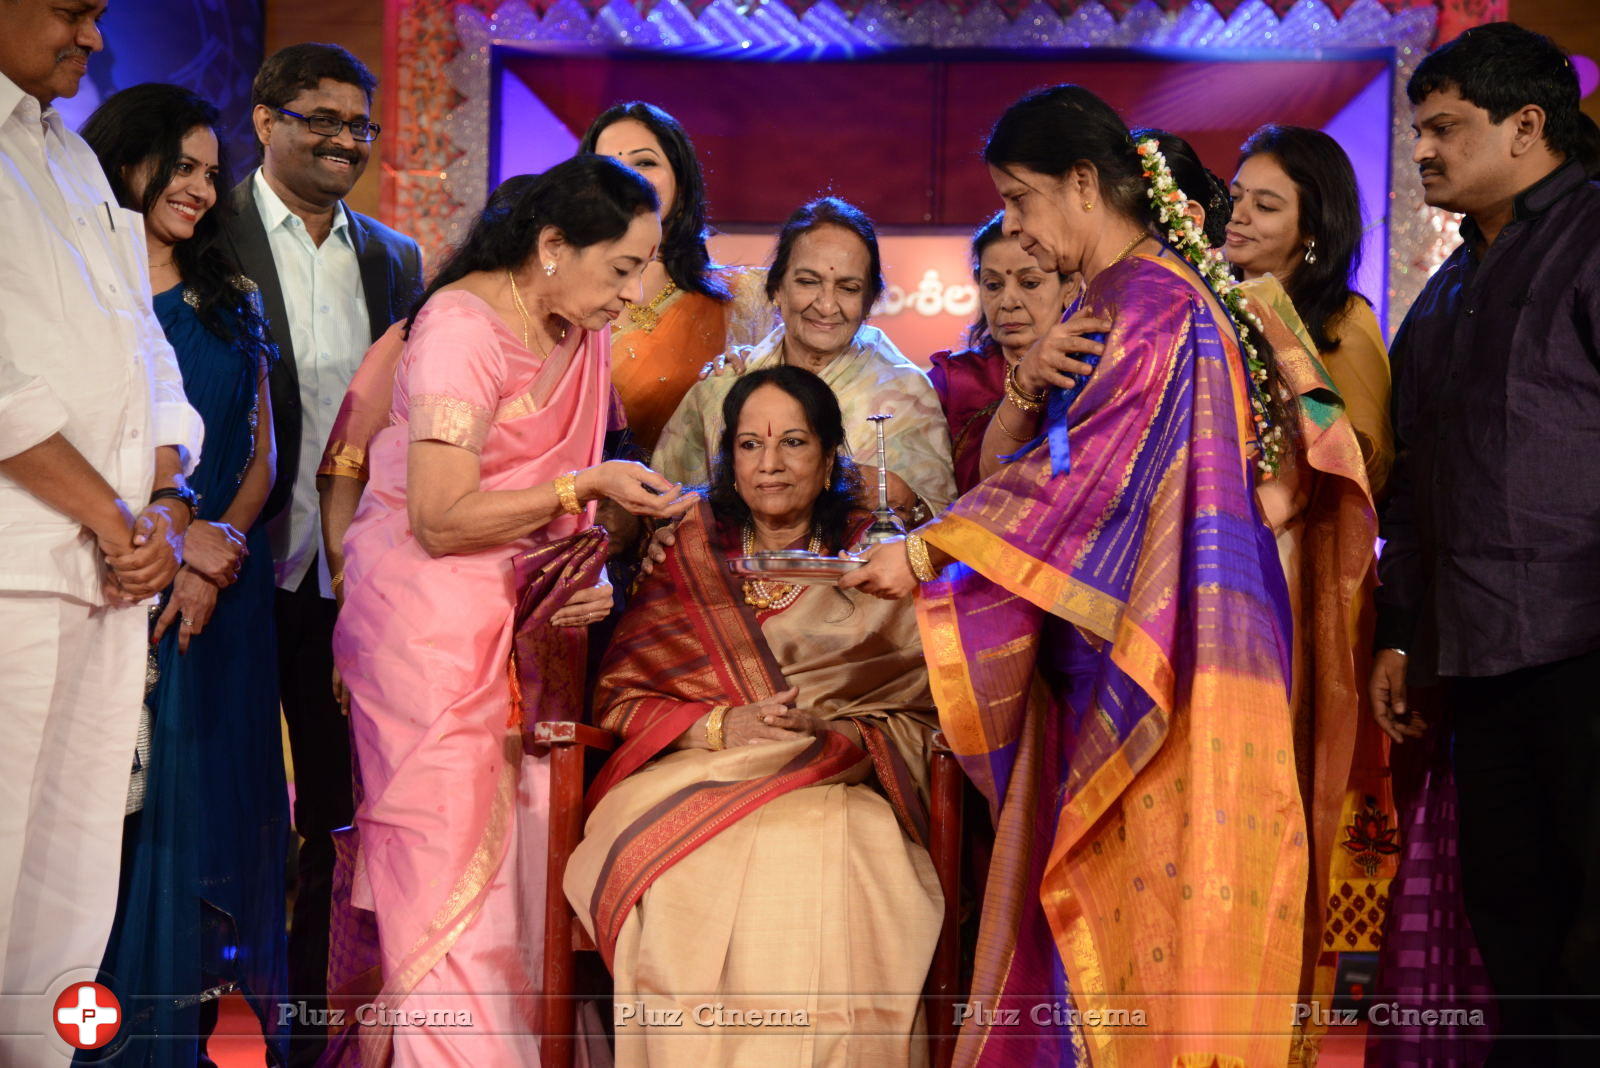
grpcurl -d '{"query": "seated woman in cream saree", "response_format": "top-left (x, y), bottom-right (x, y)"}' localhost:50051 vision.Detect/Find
top-left (565, 366), bottom-right (942, 1066)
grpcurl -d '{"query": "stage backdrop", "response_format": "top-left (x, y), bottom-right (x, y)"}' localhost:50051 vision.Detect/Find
top-left (385, 0), bottom-right (1512, 346)
top-left (54, 0), bottom-right (265, 178)
top-left (489, 45), bottom-right (1393, 361)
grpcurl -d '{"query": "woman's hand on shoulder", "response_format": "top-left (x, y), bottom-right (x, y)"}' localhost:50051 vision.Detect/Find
top-left (1015, 310), bottom-right (1111, 395)
top-left (635, 519), bottom-right (679, 580)
top-left (698, 348), bottom-right (749, 381)
top-left (579, 460), bottom-right (698, 520)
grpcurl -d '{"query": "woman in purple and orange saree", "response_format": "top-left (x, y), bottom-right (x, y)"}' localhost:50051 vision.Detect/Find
top-left (331, 157), bottom-right (696, 1068)
top-left (564, 367), bottom-right (943, 1067)
top-left (928, 213), bottom-right (1075, 495)
top-left (847, 85), bottom-right (1309, 1066)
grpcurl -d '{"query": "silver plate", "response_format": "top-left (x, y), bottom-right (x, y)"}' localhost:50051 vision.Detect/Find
top-left (727, 550), bottom-right (864, 586)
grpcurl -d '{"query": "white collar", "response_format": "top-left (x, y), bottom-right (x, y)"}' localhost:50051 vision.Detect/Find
top-left (744, 322), bottom-right (898, 375)
top-left (252, 166), bottom-right (350, 238)
top-left (0, 69), bottom-right (53, 134)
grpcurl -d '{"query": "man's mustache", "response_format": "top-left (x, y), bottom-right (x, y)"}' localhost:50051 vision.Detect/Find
top-left (55, 48), bottom-right (90, 63)
top-left (315, 149), bottom-right (360, 164)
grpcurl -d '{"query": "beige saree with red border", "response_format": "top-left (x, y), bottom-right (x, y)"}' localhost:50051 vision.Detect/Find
top-left (564, 503), bottom-right (942, 1066)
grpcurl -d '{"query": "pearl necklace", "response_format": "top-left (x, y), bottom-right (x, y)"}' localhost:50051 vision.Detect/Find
top-left (741, 522), bottom-right (821, 611)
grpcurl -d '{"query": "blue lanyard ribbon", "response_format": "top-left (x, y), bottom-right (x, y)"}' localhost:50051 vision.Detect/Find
top-left (1001, 335), bottom-right (1104, 478)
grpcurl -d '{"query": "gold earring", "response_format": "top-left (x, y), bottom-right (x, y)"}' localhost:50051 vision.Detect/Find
top-left (1083, 201), bottom-right (1094, 212)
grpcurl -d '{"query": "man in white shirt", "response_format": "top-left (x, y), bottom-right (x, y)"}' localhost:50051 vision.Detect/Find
top-left (0, 0), bottom-right (205, 1059)
top-left (219, 42), bottom-right (421, 1066)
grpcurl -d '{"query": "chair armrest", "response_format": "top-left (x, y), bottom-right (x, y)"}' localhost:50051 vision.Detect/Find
top-left (526, 719), bottom-right (617, 754)
top-left (925, 727), bottom-right (963, 1063)
top-left (537, 716), bottom-right (614, 1063)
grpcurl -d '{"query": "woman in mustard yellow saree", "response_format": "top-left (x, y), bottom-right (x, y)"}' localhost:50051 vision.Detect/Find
top-left (566, 367), bottom-right (942, 1066)
top-left (583, 102), bottom-right (774, 455)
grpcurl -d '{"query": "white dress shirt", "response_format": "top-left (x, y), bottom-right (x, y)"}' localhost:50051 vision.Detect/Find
top-left (251, 168), bottom-right (369, 595)
top-left (0, 72), bottom-right (203, 605)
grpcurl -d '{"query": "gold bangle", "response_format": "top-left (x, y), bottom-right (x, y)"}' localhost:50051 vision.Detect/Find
top-left (330, 572), bottom-right (345, 594)
top-left (705, 704), bottom-right (730, 751)
top-left (993, 405), bottom-right (1032, 441)
top-left (906, 532), bottom-right (937, 583)
top-left (554, 470), bottom-right (582, 516)
top-left (1005, 362), bottom-right (1047, 414)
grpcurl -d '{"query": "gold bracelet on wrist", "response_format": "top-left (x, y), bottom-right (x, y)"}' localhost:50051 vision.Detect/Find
top-left (993, 405), bottom-right (1032, 441)
top-left (554, 470), bottom-right (582, 516)
top-left (705, 704), bottom-right (730, 751)
top-left (330, 572), bottom-right (345, 594)
top-left (906, 532), bottom-right (937, 583)
top-left (1005, 362), bottom-right (1048, 414)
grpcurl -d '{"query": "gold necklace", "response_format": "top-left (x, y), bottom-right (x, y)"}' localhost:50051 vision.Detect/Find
top-left (624, 280), bottom-right (677, 331)
top-left (741, 522), bottom-right (822, 611)
top-left (507, 270), bottom-right (567, 357)
top-left (1107, 231), bottom-right (1150, 269)
top-left (507, 269), bottom-right (532, 350)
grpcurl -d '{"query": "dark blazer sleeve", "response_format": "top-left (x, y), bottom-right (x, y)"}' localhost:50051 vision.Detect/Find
top-left (350, 209), bottom-right (424, 345)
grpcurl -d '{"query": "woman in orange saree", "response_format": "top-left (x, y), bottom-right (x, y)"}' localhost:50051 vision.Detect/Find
top-left (331, 157), bottom-right (695, 1067)
top-left (583, 102), bottom-right (773, 455)
top-left (1220, 135), bottom-right (1399, 969)
top-left (565, 367), bottom-right (942, 1066)
top-left (847, 86), bottom-right (1308, 1066)
top-left (1153, 128), bottom-right (1392, 1061)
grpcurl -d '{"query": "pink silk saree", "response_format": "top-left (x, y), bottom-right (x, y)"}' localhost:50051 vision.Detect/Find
top-left (332, 291), bottom-right (608, 1067)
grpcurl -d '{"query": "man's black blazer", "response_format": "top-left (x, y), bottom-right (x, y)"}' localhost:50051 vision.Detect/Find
top-left (220, 173), bottom-right (423, 523)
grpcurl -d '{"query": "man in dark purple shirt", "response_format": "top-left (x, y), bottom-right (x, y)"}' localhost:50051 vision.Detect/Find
top-left (1371, 23), bottom-right (1600, 1062)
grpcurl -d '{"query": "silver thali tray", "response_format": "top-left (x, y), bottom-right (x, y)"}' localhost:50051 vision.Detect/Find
top-left (727, 550), bottom-right (864, 586)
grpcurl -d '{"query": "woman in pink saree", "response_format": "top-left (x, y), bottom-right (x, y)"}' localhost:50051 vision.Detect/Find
top-left (332, 156), bottom-right (695, 1067)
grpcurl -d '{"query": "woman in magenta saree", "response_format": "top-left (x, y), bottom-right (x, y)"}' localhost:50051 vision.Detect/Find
top-left (848, 86), bottom-right (1308, 1066)
top-left (927, 213), bottom-right (1074, 495)
top-left (332, 157), bottom-right (694, 1067)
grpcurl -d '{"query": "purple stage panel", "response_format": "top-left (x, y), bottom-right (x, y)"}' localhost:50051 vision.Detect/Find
top-left (490, 45), bottom-right (1395, 342)
top-left (936, 56), bottom-right (1389, 228)
top-left (496, 52), bottom-right (939, 225)
top-left (495, 48), bottom-right (1388, 226)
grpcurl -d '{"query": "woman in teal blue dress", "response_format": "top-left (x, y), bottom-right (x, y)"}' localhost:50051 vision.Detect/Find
top-left (82, 84), bottom-right (288, 1066)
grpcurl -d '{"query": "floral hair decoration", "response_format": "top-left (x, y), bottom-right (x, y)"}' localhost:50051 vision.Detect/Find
top-left (1134, 137), bottom-right (1285, 477)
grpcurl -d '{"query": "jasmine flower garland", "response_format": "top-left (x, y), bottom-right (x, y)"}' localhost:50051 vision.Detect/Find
top-left (1134, 137), bottom-right (1286, 477)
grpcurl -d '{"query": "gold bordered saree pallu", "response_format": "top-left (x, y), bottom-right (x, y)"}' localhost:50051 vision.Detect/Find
top-left (917, 254), bottom-right (1308, 1067)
